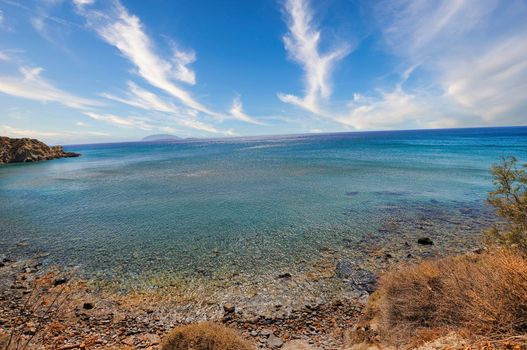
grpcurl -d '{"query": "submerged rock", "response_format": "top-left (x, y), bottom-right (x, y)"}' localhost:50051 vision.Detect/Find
top-left (336, 261), bottom-right (377, 293)
top-left (0, 136), bottom-right (80, 164)
top-left (417, 237), bottom-right (434, 245)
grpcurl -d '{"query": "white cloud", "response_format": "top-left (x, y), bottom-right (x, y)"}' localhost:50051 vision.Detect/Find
top-left (76, 1), bottom-right (220, 118)
top-left (84, 112), bottom-right (154, 130)
top-left (0, 66), bottom-right (100, 109)
top-left (338, 88), bottom-right (432, 130)
top-left (102, 81), bottom-right (183, 114)
top-left (278, 0), bottom-right (350, 115)
top-left (0, 51), bottom-right (9, 61)
top-left (30, 15), bottom-right (46, 34)
top-left (440, 34), bottom-right (527, 123)
top-left (170, 46), bottom-right (196, 85)
top-left (0, 124), bottom-right (109, 141)
top-left (0, 124), bottom-right (62, 138)
top-left (72, 0), bottom-right (94, 7)
top-left (175, 118), bottom-right (220, 134)
top-left (374, 0), bottom-right (527, 126)
top-left (229, 96), bottom-right (265, 125)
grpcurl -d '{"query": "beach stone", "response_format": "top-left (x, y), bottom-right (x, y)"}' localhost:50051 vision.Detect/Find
top-left (335, 260), bottom-right (354, 279)
top-left (278, 272), bottom-right (292, 279)
top-left (336, 262), bottom-right (377, 293)
top-left (260, 329), bottom-right (271, 337)
top-left (223, 303), bottom-right (235, 313)
top-left (53, 277), bottom-right (68, 286)
top-left (417, 237), bottom-right (434, 245)
top-left (267, 334), bottom-right (284, 348)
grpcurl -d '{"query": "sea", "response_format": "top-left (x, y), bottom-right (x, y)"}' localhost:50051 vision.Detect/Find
top-left (1, 127), bottom-right (526, 307)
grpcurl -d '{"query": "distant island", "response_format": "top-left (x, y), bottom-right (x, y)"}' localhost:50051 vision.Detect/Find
top-left (0, 136), bottom-right (80, 164)
top-left (141, 134), bottom-right (182, 142)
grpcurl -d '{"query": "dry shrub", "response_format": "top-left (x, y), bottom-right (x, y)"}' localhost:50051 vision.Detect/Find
top-left (161, 322), bottom-right (254, 350)
top-left (375, 249), bottom-right (527, 346)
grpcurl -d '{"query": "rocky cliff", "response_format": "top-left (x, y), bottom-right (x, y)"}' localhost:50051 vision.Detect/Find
top-left (0, 136), bottom-right (80, 164)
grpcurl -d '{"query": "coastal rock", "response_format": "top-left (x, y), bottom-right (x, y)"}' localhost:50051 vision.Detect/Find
top-left (0, 136), bottom-right (80, 164)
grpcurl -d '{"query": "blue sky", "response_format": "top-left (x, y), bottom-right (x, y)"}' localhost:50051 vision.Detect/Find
top-left (0, 0), bottom-right (526, 144)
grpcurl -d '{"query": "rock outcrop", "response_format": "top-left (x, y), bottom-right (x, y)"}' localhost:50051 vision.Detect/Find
top-left (0, 136), bottom-right (80, 164)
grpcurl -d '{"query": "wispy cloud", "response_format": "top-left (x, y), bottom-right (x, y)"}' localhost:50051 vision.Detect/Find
top-left (0, 51), bottom-right (9, 61)
top-left (338, 88), bottom-right (433, 130)
top-left (440, 34), bottom-right (527, 123)
top-left (372, 0), bottom-right (527, 126)
top-left (102, 81), bottom-right (182, 114)
top-left (75, 0), bottom-right (220, 118)
top-left (84, 112), bottom-right (154, 130)
top-left (0, 124), bottom-right (109, 141)
top-left (229, 96), bottom-right (265, 125)
top-left (169, 44), bottom-right (196, 85)
top-left (278, 0), bottom-right (350, 115)
top-left (0, 124), bottom-right (62, 138)
top-left (72, 0), bottom-right (94, 6)
top-left (0, 65), bottom-right (101, 109)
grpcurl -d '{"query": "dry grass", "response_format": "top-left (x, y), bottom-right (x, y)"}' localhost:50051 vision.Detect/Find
top-left (370, 249), bottom-right (527, 347)
top-left (161, 322), bottom-right (254, 350)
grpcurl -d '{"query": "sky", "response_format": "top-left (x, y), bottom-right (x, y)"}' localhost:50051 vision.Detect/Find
top-left (0, 0), bottom-right (526, 144)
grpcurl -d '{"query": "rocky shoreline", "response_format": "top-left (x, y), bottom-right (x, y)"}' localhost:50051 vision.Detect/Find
top-left (0, 202), bottom-right (494, 349)
top-left (0, 136), bottom-right (80, 164)
top-left (0, 254), bottom-right (365, 349)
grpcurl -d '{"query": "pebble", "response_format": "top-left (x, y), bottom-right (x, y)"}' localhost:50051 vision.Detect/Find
top-left (53, 277), bottom-right (68, 286)
top-left (260, 329), bottom-right (271, 337)
top-left (267, 333), bottom-right (284, 348)
top-left (223, 302), bottom-right (235, 313)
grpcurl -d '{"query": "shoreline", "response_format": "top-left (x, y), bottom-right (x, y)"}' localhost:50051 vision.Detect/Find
top-left (0, 254), bottom-right (365, 349)
top-left (0, 206), bottom-right (494, 349)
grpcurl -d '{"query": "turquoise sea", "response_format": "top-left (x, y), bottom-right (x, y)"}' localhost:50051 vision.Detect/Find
top-left (1, 127), bottom-right (526, 304)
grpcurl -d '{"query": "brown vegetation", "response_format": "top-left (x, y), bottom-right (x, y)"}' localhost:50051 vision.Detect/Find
top-left (161, 322), bottom-right (253, 350)
top-left (366, 249), bottom-right (527, 347)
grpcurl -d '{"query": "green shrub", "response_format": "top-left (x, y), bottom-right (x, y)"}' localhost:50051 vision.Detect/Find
top-left (486, 156), bottom-right (527, 251)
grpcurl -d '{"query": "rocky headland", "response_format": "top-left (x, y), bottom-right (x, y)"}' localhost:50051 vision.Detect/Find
top-left (0, 136), bottom-right (80, 164)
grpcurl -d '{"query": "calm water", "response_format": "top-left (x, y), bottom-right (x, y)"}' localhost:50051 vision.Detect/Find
top-left (1, 127), bottom-right (526, 289)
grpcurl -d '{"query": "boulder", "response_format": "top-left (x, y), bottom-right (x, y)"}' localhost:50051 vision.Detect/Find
top-left (0, 136), bottom-right (80, 164)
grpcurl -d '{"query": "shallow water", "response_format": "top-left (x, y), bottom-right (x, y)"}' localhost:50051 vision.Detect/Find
top-left (1, 127), bottom-right (526, 295)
